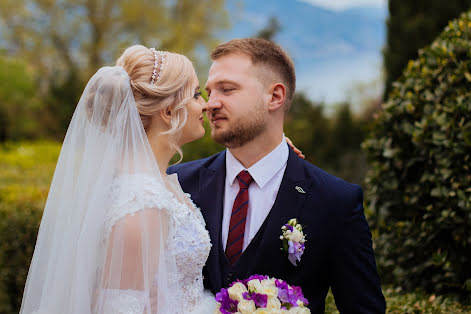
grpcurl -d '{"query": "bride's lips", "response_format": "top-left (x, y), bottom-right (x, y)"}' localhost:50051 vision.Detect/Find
top-left (199, 116), bottom-right (204, 125)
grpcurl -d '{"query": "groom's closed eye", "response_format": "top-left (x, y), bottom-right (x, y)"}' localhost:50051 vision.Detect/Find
top-left (222, 87), bottom-right (235, 94)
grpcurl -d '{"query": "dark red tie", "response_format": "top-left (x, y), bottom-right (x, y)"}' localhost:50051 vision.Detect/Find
top-left (225, 170), bottom-right (253, 264)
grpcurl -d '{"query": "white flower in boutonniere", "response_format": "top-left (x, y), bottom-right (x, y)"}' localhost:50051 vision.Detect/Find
top-left (280, 218), bottom-right (306, 266)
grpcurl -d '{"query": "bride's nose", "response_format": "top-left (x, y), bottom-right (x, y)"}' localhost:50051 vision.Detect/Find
top-left (201, 101), bottom-right (208, 112)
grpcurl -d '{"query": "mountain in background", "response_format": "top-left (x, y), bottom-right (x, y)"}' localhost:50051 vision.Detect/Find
top-left (219, 0), bottom-right (387, 104)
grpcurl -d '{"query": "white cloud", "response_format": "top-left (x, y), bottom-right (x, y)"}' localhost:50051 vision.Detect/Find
top-left (297, 0), bottom-right (387, 11)
top-left (296, 53), bottom-right (383, 106)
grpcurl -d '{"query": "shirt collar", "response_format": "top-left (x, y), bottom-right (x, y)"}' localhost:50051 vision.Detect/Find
top-left (226, 135), bottom-right (289, 189)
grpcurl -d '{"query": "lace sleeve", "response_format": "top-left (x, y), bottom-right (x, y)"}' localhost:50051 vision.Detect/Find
top-left (103, 174), bottom-right (176, 236)
top-left (95, 175), bottom-right (179, 313)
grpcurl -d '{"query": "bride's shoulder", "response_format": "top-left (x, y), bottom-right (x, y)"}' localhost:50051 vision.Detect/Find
top-left (106, 173), bottom-right (176, 214)
top-left (103, 173), bottom-right (178, 234)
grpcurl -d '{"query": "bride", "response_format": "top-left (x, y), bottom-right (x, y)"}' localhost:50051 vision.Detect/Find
top-left (20, 45), bottom-right (216, 313)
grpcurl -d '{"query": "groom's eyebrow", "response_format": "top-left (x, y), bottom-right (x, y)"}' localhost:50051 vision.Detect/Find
top-left (206, 79), bottom-right (239, 90)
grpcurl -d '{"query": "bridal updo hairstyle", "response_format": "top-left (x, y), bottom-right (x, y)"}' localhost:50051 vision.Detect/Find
top-left (116, 45), bottom-right (196, 156)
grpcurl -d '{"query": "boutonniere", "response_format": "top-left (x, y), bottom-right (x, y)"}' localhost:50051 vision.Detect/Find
top-left (280, 218), bottom-right (306, 266)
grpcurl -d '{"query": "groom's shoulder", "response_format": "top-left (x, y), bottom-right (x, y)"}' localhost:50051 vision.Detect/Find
top-left (298, 159), bottom-right (364, 214)
top-left (167, 150), bottom-right (225, 175)
top-left (298, 156), bottom-right (362, 197)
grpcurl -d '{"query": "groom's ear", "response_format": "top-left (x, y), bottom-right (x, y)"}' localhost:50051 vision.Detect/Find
top-left (267, 83), bottom-right (286, 112)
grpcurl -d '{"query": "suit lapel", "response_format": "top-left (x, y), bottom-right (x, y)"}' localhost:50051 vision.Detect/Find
top-left (242, 147), bottom-right (312, 259)
top-left (194, 151), bottom-right (226, 289)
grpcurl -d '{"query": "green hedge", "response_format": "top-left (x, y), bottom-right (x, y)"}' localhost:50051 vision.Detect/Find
top-left (0, 203), bottom-right (42, 313)
top-left (324, 287), bottom-right (471, 313)
top-left (363, 11), bottom-right (471, 298)
top-left (0, 141), bottom-right (59, 313)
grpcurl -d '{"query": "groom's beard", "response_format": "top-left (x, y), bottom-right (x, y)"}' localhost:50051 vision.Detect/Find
top-left (210, 101), bottom-right (266, 148)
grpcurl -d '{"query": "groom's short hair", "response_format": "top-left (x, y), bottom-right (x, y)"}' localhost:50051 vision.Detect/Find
top-left (211, 38), bottom-right (296, 112)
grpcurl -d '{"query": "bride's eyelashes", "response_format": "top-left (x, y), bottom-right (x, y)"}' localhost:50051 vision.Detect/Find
top-left (194, 91), bottom-right (202, 99)
top-left (194, 86), bottom-right (202, 99)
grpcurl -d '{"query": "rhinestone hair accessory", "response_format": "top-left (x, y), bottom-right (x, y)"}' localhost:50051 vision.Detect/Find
top-left (149, 47), bottom-right (166, 84)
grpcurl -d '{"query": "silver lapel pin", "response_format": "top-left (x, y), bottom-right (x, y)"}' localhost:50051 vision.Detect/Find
top-left (295, 186), bottom-right (306, 193)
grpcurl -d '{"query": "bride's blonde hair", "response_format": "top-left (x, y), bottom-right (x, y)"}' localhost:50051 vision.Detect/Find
top-left (116, 45), bottom-right (195, 160)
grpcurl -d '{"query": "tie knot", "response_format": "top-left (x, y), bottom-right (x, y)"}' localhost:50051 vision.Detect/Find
top-left (236, 170), bottom-right (253, 189)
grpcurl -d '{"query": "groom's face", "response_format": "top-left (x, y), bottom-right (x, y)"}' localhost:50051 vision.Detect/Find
top-left (205, 53), bottom-right (269, 148)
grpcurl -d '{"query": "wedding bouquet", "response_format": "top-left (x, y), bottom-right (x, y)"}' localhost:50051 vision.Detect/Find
top-left (215, 275), bottom-right (310, 313)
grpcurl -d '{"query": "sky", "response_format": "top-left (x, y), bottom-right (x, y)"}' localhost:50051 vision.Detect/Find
top-left (297, 0), bottom-right (387, 11)
top-left (222, 0), bottom-right (387, 106)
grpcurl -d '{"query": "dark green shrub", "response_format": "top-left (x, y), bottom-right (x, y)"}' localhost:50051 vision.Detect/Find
top-left (0, 203), bottom-right (41, 314)
top-left (363, 11), bottom-right (471, 298)
top-left (0, 142), bottom-right (57, 313)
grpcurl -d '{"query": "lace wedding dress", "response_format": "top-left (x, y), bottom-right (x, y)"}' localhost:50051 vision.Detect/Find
top-left (100, 173), bottom-right (216, 313)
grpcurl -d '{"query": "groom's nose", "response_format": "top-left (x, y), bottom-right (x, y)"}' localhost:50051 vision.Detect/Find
top-left (207, 93), bottom-right (222, 111)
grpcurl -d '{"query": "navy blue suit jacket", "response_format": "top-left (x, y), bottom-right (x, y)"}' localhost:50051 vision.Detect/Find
top-left (168, 146), bottom-right (386, 313)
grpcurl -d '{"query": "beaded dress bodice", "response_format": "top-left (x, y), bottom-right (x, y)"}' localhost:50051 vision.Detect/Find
top-left (101, 173), bottom-right (213, 313)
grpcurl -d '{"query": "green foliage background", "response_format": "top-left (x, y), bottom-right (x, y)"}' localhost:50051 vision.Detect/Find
top-left (383, 0), bottom-right (471, 99)
top-left (0, 142), bottom-right (59, 313)
top-left (364, 11), bottom-right (471, 298)
top-left (0, 56), bottom-right (42, 141)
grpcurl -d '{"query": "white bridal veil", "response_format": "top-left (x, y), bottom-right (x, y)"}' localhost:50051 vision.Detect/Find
top-left (20, 66), bottom-right (179, 313)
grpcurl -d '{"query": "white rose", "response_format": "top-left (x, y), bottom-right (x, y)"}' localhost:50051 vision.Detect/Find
top-left (288, 307), bottom-right (311, 313)
top-left (253, 308), bottom-right (271, 314)
top-left (260, 285), bottom-right (278, 300)
top-left (237, 300), bottom-right (256, 314)
top-left (227, 282), bottom-right (248, 302)
top-left (266, 296), bottom-right (282, 310)
top-left (261, 278), bottom-right (276, 286)
top-left (290, 229), bottom-right (304, 243)
top-left (247, 279), bottom-right (263, 293)
top-left (260, 310), bottom-right (286, 314)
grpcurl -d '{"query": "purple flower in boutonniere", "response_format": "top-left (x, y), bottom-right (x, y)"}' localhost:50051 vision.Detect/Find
top-left (280, 218), bottom-right (306, 266)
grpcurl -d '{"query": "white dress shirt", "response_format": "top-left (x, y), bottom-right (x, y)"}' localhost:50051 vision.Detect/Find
top-left (222, 136), bottom-right (289, 251)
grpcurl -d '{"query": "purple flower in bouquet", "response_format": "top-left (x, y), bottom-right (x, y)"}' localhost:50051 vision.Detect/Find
top-left (237, 274), bottom-right (268, 286)
top-left (215, 288), bottom-right (238, 313)
top-left (275, 280), bottom-right (291, 303)
top-left (275, 279), bottom-right (309, 308)
top-left (243, 291), bottom-right (268, 308)
top-left (215, 275), bottom-right (310, 313)
top-left (292, 285), bottom-right (309, 306)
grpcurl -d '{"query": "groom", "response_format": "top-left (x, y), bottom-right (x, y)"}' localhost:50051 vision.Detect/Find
top-left (168, 38), bottom-right (386, 313)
